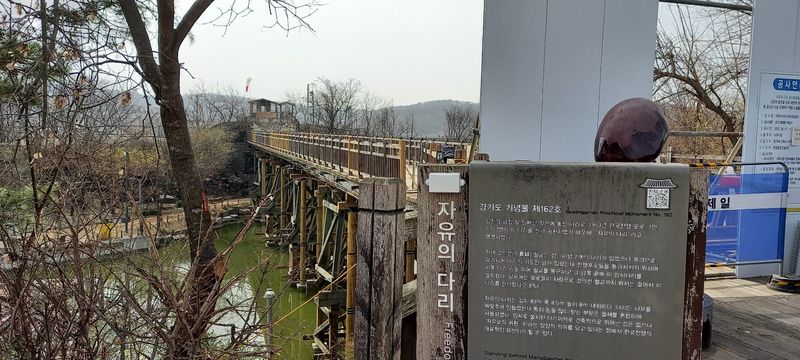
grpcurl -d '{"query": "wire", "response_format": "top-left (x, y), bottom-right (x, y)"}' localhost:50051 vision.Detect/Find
top-left (242, 263), bottom-right (355, 346)
top-left (273, 263), bottom-right (354, 326)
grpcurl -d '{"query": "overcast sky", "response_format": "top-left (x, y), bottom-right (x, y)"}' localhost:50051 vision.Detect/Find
top-left (179, 0), bottom-right (485, 106)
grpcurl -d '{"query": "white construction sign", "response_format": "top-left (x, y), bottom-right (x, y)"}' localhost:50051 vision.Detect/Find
top-left (742, 0), bottom-right (800, 276)
top-left (754, 72), bottom-right (800, 195)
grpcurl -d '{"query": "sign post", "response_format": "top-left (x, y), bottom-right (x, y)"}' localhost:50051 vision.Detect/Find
top-left (416, 165), bottom-right (469, 359)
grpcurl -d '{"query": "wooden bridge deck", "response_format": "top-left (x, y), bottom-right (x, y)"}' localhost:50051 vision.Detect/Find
top-left (704, 277), bottom-right (800, 360)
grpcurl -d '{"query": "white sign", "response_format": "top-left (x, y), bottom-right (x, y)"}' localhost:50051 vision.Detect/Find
top-left (740, 1), bottom-right (800, 278)
top-left (708, 193), bottom-right (787, 211)
top-left (426, 173), bottom-right (464, 193)
top-left (755, 72), bottom-right (800, 187)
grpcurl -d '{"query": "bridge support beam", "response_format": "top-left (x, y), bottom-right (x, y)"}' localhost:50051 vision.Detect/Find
top-left (315, 185), bottom-right (327, 261)
top-left (329, 307), bottom-right (340, 358)
top-left (345, 194), bottom-right (357, 348)
top-left (405, 238), bottom-right (416, 282)
top-left (398, 139), bottom-right (407, 185)
top-left (355, 178), bottom-right (405, 360)
top-left (298, 177), bottom-right (308, 289)
top-left (279, 166), bottom-right (287, 231)
top-left (264, 160), bottom-right (274, 237)
top-left (314, 183), bottom-right (326, 329)
top-left (399, 139), bottom-right (413, 281)
top-left (259, 157), bottom-right (268, 198)
top-left (347, 136), bottom-right (354, 176)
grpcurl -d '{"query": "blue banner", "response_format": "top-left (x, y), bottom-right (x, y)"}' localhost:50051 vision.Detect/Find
top-left (773, 77), bottom-right (800, 91)
top-left (706, 172), bottom-right (788, 264)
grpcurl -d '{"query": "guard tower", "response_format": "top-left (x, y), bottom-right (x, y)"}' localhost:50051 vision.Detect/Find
top-left (248, 99), bottom-right (296, 121)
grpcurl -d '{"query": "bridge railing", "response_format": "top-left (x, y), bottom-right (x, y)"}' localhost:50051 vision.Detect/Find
top-left (248, 131), bottom-right (470, 187)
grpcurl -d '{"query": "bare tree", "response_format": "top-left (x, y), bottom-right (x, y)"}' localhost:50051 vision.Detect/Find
top-left (375, 105), bottom-right (399, 138)
top-left (185, 84), bottom-right (249, 128)
top-left (311, 77), bottom-right (361, 133)
top-left (291, 79), bottom-right (421, 137)
top-left (445, 103), bottom-right (477, 142)
top-left (190, 126), bottom-right (235, 177)
top-left (1, 0), bottom-right (317, 358)
top-left (283, 90), bottom-right (309, 131)
top-left (114, 2), bottom-right (316, 357)
top-left (654, 1), bottom-right (751, 152)
top-left (0, 4), bottom-right (166, 356)
top-left (356, 91), bottom-right (382, 136)
top-left (115, 7), bottom-right (225, 335)
top-left (349, 91), bottom-right (419, 138)
top-left (372, 104), bottom-right (416, 138)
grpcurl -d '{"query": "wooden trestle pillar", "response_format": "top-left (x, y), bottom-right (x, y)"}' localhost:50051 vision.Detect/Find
top-left (345, 195), bottom-right (357, 348)
top-left (405, 238), bottom-right (416, 282)
top-left (298, 177), bottom-right (308, 289)
top-left (314, 183), bottom-right (326, 330)
top-left (355, 178), bottom-right (405, 360)
top-left (259, 157), bottom-right (268, 198)
top-left (279, 166), bottom-right (287, 230)
top-left (315, 185), bottom-right (326, 261)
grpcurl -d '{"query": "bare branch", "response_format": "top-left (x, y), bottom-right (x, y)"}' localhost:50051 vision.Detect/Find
top-left (118, 0), bottom-right (163, 97)
top-left (173, 0), bottom-right (215, 50)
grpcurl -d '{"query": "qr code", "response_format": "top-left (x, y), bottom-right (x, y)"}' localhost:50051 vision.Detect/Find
top-left (646, 189), bottom-right (670, 210)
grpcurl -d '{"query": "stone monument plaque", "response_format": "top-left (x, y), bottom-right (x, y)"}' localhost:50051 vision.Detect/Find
top-left (468, 162), bottom-right (689, 360)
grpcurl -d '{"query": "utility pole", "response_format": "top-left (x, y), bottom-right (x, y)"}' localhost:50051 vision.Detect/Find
top-left (306, 82), bottom-right (316, 126)
top-left (306, 83), bottom-right (310, 125)
top-left (306, 84), bottom-right (314, 126)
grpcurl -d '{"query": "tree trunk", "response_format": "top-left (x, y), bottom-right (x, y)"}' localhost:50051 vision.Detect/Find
top-left (158, 47), bottom-right (219, 359)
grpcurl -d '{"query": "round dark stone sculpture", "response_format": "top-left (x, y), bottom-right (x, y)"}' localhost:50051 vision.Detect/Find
top-left (594, 98), bottom-right (668, 162)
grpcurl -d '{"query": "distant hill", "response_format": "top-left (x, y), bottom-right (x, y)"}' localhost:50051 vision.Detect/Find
top-left (394, 100), bottom-right (478, 138)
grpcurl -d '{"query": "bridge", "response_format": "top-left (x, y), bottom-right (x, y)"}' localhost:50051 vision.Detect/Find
top-left (246, 131), bottom-right (471, 357)
top-left (246, 130), bottom-right (800, 360)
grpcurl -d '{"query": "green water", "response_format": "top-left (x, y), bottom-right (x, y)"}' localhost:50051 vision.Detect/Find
top-left (158, 223), bottom-right (316, 358)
